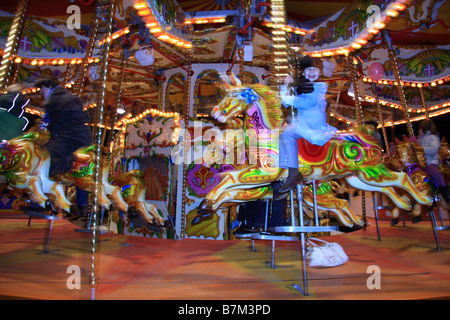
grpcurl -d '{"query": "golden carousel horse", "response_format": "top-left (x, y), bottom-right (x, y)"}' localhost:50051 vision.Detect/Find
top-left (201, 116), bottom-right (362, 228)
top-left (439, 138), bottom-right (450, 187)
top-left (0, 124), bottom-right (164, 225)
top-left (383, 137), bottom-right (440, 223)
top-left (192, 76), bottom-right (432, 227)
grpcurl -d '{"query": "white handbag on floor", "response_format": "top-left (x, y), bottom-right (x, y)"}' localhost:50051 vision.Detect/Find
top-left (306, 237), bottom-right (348, 267)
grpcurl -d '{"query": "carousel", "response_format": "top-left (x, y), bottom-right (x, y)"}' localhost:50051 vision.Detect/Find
top-left (0, 0), bottom-right (449, 301)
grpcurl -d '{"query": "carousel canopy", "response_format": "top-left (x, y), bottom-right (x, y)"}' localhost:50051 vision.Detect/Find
top-left (0, 0), bottom-right (449, 140)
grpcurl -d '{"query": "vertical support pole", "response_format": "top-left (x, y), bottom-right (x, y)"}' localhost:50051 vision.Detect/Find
top-left (312, 179), bottom-right (319, 226)
top-left (348, 53), bottom-right (364, 126)
top-left (388, 49), bottom-right (414, 137)
top-left (269, 0), bottom-right (291, 92)
top-left (429, 202), bottom-right (441, 251)
top-left (44, 220), bottom-right (54, 254)
top-left (0, 0), bottom-right (29, 90)
top-left (73, 16), bottom-right (101, 95)
top-left (348, 53), bottom-right (369, 228)
top-left (289, 188), bottom-right (295, 225)
top-left (419, 86), bottom-right (429, 119)
top-left (270, 240), bottom-right (276, 269)
top-left (180, 48), bottom-right (193, 239)
top-left (104, 52), bottom-right (127, 161)
top-left (375, 94), bottom-right (389, 152)
top-left (238, 47), bottom-right (245, 84)
top-left (90, 0), bottom-right (116, 300)
top-left (372, 192), bottom-right (381, 241)
top-left (292, 183), bottom-right (309, 296)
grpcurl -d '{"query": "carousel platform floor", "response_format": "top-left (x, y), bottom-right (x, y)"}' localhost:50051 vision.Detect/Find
top-left (0, 213), bottom-right (449, 301)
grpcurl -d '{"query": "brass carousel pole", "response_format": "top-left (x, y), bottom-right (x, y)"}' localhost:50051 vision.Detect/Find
top-left (180, 48), bottom-right (193, 240)
top-left (90, 0), bottom-right (116, 300)
top-left (0, 0), bottom-right (29, 90)
top-left (389, 49), bottom-right (414, 136)
top-left (375, 94), bottom-right (390, 153)
top-left (419, 86), bottom-right (430, 119)
top-left (238, 47), bottom-right (245, 84)
top-left (104, 52), bottom-right (127, 161)
top-left (72, 15), bottom-right (102, 95)
top-left (347, 52), bottom-right (368, 229)
top-left (348, 53), bottom-right (364, 126)
top-left (383, 30), bottom-right (414, 137)
top-left (270, 0), bottom-right (290, 92)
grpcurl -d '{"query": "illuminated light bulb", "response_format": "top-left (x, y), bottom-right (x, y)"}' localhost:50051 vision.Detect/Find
top-left (14, 57), bottom-right (22, 63)
top-left (373, 21), bottom-right (385, 29)
top-left (134, 2), bottom-right (147, 9)
top-left (357, 38), bottom-right (368, 45)
top-left (386, 9), bottom-right (399, 17)
top-left (150, 27), bottom-right (162, 33)
top-left (138, 8), bottom-right (152, 16)
top-left (392, 3), bottom-right (406, 11)
top-left (31, 59), bottom-right (38, 65)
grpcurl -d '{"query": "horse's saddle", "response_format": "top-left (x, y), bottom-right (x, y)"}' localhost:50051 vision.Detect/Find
top-left (297, 137), bottom-right (333, 164)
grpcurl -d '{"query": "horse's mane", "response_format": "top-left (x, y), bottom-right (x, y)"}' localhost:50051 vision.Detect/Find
top-left (248, 84), bottom-right (283, 129)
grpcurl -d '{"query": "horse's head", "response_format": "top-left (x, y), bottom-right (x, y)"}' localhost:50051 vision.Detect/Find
top-left (211, 75), bottom-right (283, 131)
top-left (211, 85), bottom-right (258, 123)
top-left (393, 137), bottom-right (427, 168)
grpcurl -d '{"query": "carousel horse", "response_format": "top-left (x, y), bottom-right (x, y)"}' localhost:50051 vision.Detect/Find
top-left (201, 121), bottom-right (363, 228)
top-left (110, 169), bottom-right (164, 225)
top-left (439, 138), bottom-right (450, 187)
top-left (0, 124), bottom-right (164, 225)
top-left (192, 76), bottom-right (432, 226)
top-left (383, 137), bottom-right (439, 223)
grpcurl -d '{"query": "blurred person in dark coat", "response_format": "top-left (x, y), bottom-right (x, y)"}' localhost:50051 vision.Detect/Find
top-left (34, 76), bottom-right (93, 215)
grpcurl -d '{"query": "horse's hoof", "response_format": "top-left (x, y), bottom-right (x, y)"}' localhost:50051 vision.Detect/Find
top-left (127, 206), bottom-right (137, 217)
top-left (273, 191), bottom-right (289, 201)
top-left (191, 212), bottom-right (214, 225)
top-left (45, 200), bottom-right (57, 214)
top-left (197, 199), bottom-right (214, 215)
top-left (192, 200), bottom-right (214, 225)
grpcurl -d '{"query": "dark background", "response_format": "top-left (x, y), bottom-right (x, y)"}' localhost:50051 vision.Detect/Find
top-left (385, 112), bottom-right (450, 143)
